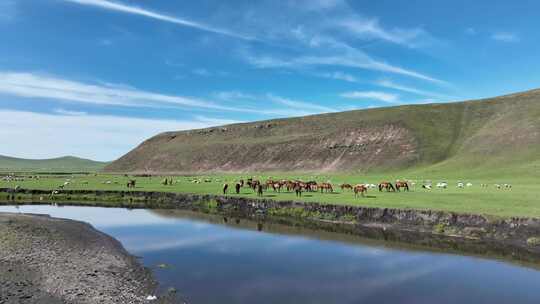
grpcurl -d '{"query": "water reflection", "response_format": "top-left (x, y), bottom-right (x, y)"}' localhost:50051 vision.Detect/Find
top-left (1, 205), bottom-right (540, 304)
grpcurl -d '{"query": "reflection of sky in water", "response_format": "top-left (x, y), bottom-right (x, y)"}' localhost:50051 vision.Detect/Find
top-left (2, 205), bottom-right (540, 304)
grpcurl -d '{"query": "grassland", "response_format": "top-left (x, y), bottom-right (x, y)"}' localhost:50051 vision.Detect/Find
top-left (1, 167), bottom-right (539, 218)
top-left (0, 155), bottom-right (108, 172)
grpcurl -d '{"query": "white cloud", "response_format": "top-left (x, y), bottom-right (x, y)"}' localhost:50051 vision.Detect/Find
top-left (0, 70), bottom-right (337, 120)
top-left (63, 0), bottom-right (254, 40)
top-left (212, 91), bottom-right (257, 101)
top-left (376, 79), bottom-right (453, 100)
top-left (192, 115), bottom-right (243, 126)
top-left (246, 46), bottom-right (446, 84)
top-left (266, 94), bottom-right (335, 113)
top-left (0, 71), bottom-right (222, 110)
top-left (340, 91), bottom-right (399, 103)
top-left (491, 32), bottom-right (519, 43)
top-left (53, 108), bottom-right (87, 116)
top-left (316, 71), bottom-right (358, 82)
top-left (0, 110), bottom-right (229, 161)
top-left (337, 18), bottom-right (427, 47)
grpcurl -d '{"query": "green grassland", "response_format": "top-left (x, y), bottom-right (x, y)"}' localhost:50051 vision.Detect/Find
top-left (0, 155), bottom-right (107, 172)
top-left (2, 165), bottom-right (538, 218)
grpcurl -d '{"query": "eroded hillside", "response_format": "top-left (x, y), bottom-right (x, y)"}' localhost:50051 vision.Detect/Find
top-left (105, 89), bottom-right (540, 173)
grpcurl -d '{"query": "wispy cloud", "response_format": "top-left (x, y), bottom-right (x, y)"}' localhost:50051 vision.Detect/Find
top-left (376, 79), bottom-right (453, 100)
top-left (246, 51), bottom-right (445, 84)
top-left (266, 94), bottom-right (335, 113)
top-left (0, 71), bottom-right (221, 110)
top-left (212, 91), bottom-right (257, 101)
top-left (192, 115), bottom-right (243, 126)
top-left (340, 91), bottom-right (399, 103)
top-left (315, 71), bottom-right (359, 83)
top-left (337, 18), bottom-right (428, 48)
top-left (63, 0), bottom-right (254, 40)
top-left (53, 108), bottom-right (87, 116)
top-left (491, 32), bottom-right (519, 43)
top-left (191, 68), bottom-right (229, 77)
top-left (0, 71), bottom-right (335, 120)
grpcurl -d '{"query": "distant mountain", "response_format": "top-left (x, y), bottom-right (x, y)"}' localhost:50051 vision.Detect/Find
top-left (0, 155), bottom-right (108, 172)
top-left (105, 88), bottom-right (540, 175)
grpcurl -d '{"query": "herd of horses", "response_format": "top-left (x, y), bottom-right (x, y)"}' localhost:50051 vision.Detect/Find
top-left (221, 178), bottom-right (412, 198)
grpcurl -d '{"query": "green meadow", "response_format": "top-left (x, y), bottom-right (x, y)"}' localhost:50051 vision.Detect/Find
top-left (1, 162), bottom-right (539, 218)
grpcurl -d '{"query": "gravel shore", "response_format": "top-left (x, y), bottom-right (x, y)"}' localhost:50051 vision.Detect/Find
top-left (0, 212), bottom-right (175, 304)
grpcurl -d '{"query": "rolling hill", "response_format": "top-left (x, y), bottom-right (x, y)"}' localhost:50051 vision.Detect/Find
top-left (105, 89), bottom-right (540, 175)
top-left (0, 155), bottom-right (108, 172)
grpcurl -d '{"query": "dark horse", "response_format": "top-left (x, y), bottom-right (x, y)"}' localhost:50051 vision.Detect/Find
top-left (126, 179), bottom-right (136, 188)
top-left (222, 183), bottom-right (229, 194)
top-left (257, 184), bottom-right (264, 197)
top-left (235, 182), bottom-right (241, 194)
top-left (378, 182), bottom-right (395, 192)
top-left (294, 183), bottom-right (303, 197)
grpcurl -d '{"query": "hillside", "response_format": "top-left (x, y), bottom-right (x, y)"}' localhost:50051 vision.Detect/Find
top-left (0, 155), bottom-right (108, 172)
top-left (105, 89), bottom-right (540, 174)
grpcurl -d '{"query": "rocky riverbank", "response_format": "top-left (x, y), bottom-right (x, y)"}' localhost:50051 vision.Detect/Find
top-left (0, 212), bottom-right (176, 304)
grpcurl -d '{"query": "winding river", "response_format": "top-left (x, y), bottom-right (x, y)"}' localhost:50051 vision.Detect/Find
top-left (1, 204), bottom-right (539, 304)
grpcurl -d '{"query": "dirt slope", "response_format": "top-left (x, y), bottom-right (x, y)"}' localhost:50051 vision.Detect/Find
top-left (105, 89), bottom-right (540, 173)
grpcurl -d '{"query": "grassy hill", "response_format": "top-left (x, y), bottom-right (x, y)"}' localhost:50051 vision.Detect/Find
top-left (105, 88), bottom-right (540, 177)
top-left (0, 155), bottom-right (108, 172)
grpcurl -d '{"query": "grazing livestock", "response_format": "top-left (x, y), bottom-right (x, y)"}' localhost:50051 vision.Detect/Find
top-left (378, 182), bottom-right (395, 192)
top-left (353, 184), bottom-right (368, 198)
top-left (457, 182), bottom-right (464, 188)
top-left (235, 182), bottom-right (241, 194)
top-left (257, 184), bottom-right (264, 197)
top-left (127, 179), bottom-right (136, 188)
top-left (294, 184), bottom-right (303, 197)
top-left (222, 183), bottom-right (229, 194)
top-left (320, 183), bottom-right (333, 193)
top-left (422, 184), bottom-right (432, 190)
top-left (395, 181), bottom-right (409, 192)
top-left (340, 183), bottom-right (353, 191)
top-left (466, 183), bottom-right (473, 187)
top-left (436, 182), bottom-right (448, 189)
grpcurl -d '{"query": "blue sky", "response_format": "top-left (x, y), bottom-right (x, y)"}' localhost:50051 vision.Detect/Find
top-left (1, 0), bottom-right (539, 161)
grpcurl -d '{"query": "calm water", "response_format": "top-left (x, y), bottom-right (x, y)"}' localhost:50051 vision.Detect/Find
top-left (1, 205), bottom-right (539, 304)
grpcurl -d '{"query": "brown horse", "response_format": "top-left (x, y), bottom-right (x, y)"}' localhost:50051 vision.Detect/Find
top-left (378, 182), bottom-right (395, 192)
top-left (353, 184), bottom-right (368, 197)
top-left (320, 182), bottom-right (333, 193)
top-left (306, 181), bottom-right (318, 192)
top-left (235, 182), bottom-right (241, 194)
top-left (340, 183), bottom-right (353, 191)
top-left (395, 181), bottom-right (409, 192)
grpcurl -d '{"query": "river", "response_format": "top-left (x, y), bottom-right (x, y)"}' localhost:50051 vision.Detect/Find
top-left (1, 205), bottom-right (539, 304)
